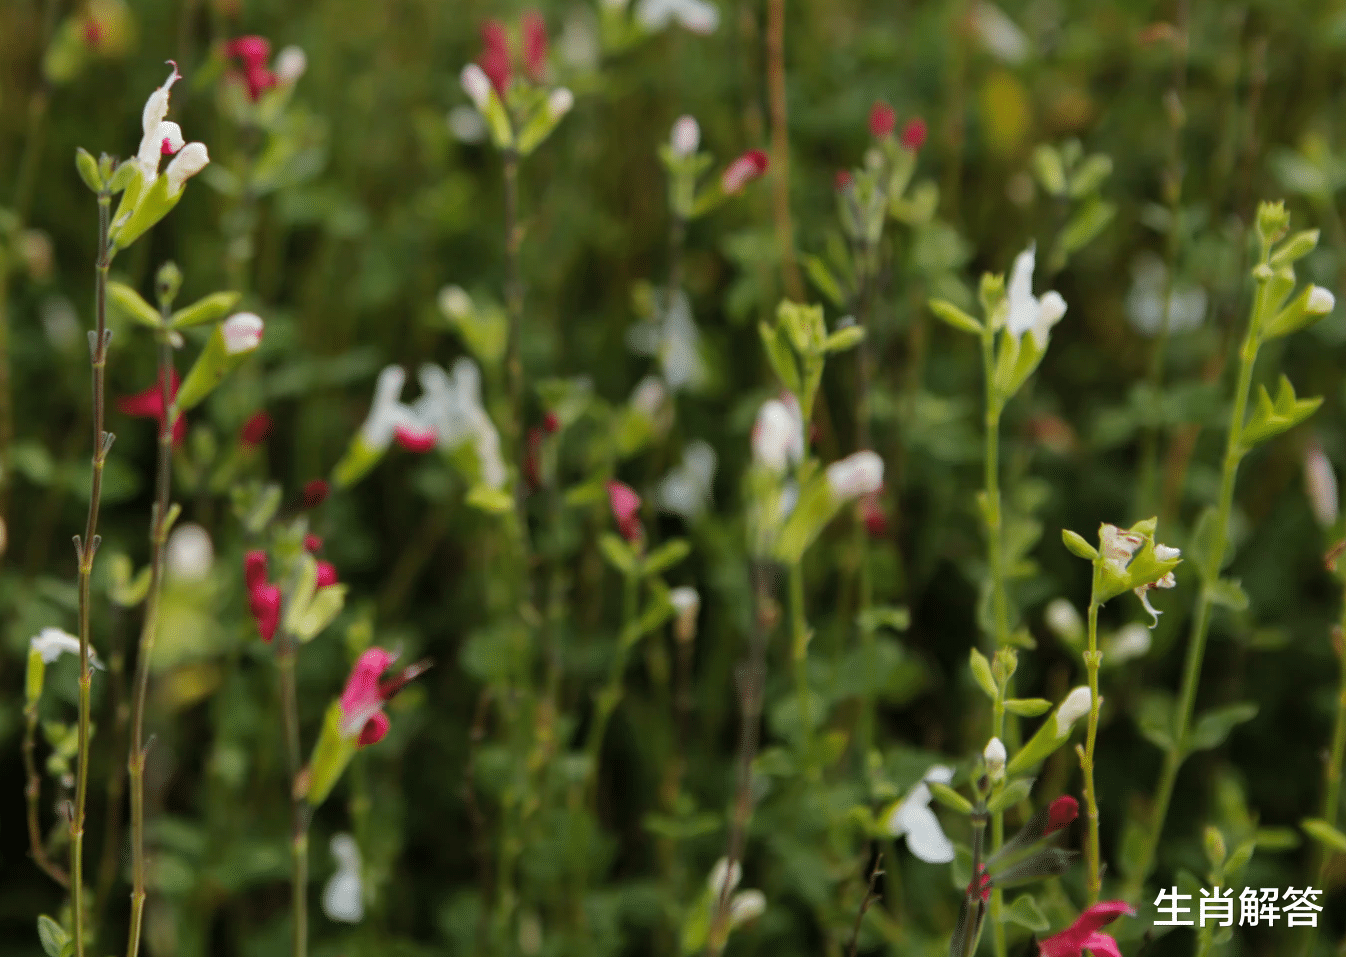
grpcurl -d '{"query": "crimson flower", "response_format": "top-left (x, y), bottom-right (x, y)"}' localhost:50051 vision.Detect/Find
top-left (721, 150), bottom-right (769, 195)
top-left (239, 410), bottom-right (272, 447)
top-left (304, 533), bottom-right (323, 552)
top-left (302, 478), bottom-right (330, 509)
top-left (339, 648), bottom-right (396, 746)
top-left (607, 480), bottom-right (643, 543)
top-left (117, 369), bottom-right (185, 446)
top-left (860, 489), bottom-right (887, 538)
top-left (901, 117), bottom-right (928, 151)
top-left (521, 11), bottom-right (548, 82)
top-left (1047, 795), bottom-right (1079, 834)
top-left (479, 19), bottom-right (513, 95)
top-left (1037, 901), bottom-right (1134, 957)
top-left (225, 35), bottom-right (276, 100)
top-left (244, 550), bottom-right (280, 642)
top-left (869, 101), bottom-right (896, 138)
top-left (316, 561), bottom-right (339, 588)
top-left (543, 410), bottom-right (560, 433)
top-left (393, 422), bottom-right (437, 453)
top-left (835, 170), bottom-right (854, 191)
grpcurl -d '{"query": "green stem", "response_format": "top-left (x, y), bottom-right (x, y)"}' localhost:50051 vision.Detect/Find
top-left (981, 330), bottom-right (1008, 648)
top-left (73, 191), bottom-right (114, 957)
top-left (989, 695), bottom-right (1006, 957)
top-left (126, 297), bottom-right (179, 957)
top-left (584, 566), bottom-right (641, 798)
top-left (1081, 560), bottom-right (1104, 904)
top-left (24, 692), bottom-right (69, 887)
top-left (788, 560), bottom-right (814, 774)
top-left (277, 645), bottom-right (308, 957)
top-left (1123, 274), bottom-right (1264, 904)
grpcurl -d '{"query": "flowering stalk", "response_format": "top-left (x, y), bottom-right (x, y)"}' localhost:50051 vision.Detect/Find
top-left (1123, 204), bottom-right (1333, 900)
top-left (583, 556), bottom-right (641, 801)
top-left (125, 266), bottom-right (182, 957)
top-left (71, 179), bottom-right (115, 957)
top-left (764, 0), bottom-right (802, 300)
top-left (276, 623), bottom-right (309, 957)
top-left (1081, 559), bottom-right (1105, 904)
top-left (979, 316), bottom-right (1010, 652)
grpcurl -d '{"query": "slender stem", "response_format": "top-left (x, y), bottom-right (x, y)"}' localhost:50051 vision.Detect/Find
top-left (764, 0), bottom-right (803, 301)
top-left (1081, 561), bottom-right (1105, 904)
top-left (501, 152), bottom-right (532, 551)
top-left (989, 695), bottom-right (1006, 957)
top-left (981, 329), bottom-right (1008, 648)
top-left (73, 190), bottom-right (114, 957)
top-left (1124, 276), bottom-right (1265, 903)
top-left (277, 644), bottom-right (308, 957)
top-left (584, 565), bottom-right (641, 799)
top-left (23, 697), bottom-right (70, 887)
top-left (126, 298), bottom-right (178, 957)
top-left (788, 560), bottom-right (815, 775)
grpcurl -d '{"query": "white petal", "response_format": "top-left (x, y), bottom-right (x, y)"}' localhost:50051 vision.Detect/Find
top-left (1004, 244), bottom-right (1038, 337)
top-left (322, 870), bottom-right (364, 923)
top-left (166, 523), bottom-right (214, 581)
top-left (825, 451), bottom-right (884, 501)
top-left (165, 142), bottom-right (209, 196)
top-left (1309, 286), bottom-right (1336, 315)
top-left (729, 890), bottom-right (766, 927)
top-left (222, 312), bottom-right (264, 354)
top-left (1055, 686), bottom-right (1092, 735)
top-left (899, 804), bottom-right (955, 863)
top-left (924, 764), bottom-right (955, 786)
top-left (671, 115), bottom-right (701, 157)
top-left (275, 46), bottom-right (308, 85)
top-left (361, 366), bottom-right (408, 449)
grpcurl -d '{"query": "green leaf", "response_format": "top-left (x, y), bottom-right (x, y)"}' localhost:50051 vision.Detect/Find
top-left (1061, 528), bottom-right (1098, 561)
top-left (1002, 894), bottom-right (1050, 932)
top-left (108, 281), bottom-right (162, 328)
top-left (1004, 698), bottom-right (1052, 718)
top-left (1186, 506), bottom-right (1223, 585)
top-left (171, 291), bottom-right (242, 328)
top-left (599, 533), bottom-right (637, 576)
top-left (804, 254), bottom-right (846, 307)
top-left (465, 485), bottom-right (513, 515)
top-left (1136, 692), bottom-right (1175, 751)
top-left (928, 781), bottom-right (973, 815)
top-left (37, 916), bottom-right (69, 957)
top-left (1031, 144), bottom-right (1066, 197)
top-left (1302, 818), bottom-right (1346, 855)
top-left (929, 298), bottom-right (983, 335)
top-left (987, 777), bottom-right (1033, 814)
top-left (855, 605), bottom-right (910, 633)
top-left (1208, 578), bottom-right (1249, 611)
top-left (1240, 376), bottom-right (1322, 450)
top-left (293, 585), bottom-right (347, 642)
top-left (823, 325), bottom-right (866, 353)
top-left (969, 648), bottom-right (997, 699)
top-left (643, 538), bottom-right (691, 576)
top-left (1049, 197), bottom-right (1116, 271)
top-left (1068, 154), bottom-right (1113, 198)
top-left (1187, 703), bottom-right (1257, 753)
top-left (758, 320), bottom-right (801, 393)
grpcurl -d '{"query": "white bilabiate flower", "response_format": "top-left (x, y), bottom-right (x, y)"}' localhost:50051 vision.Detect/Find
top-left (447, 105), bottom-right (487, 143)
top-left (1044, 598), bottom-right (1084, 646)
top-left (1308, 286), bottom-right (1336, 315)
top-left (1099, 524), bottom-right (1144, 577)
top-left (708, 857), bottom-right (742, 899)
top-left (826, 451), bottom-right (884, 502)
top-left (636, 0), bottom-right (720, 34)
top-left (221, 312), bottom-right (264, 354)
top-left (360, 366), bottom-right (418, 451)
top-left (165, 142), bottom-right (210, 196)
top-left (166, 523), bottom-right (213, 582)
top-left (31, 627), bottom-right (104, 669)
top-left (972, 1), bottom-right (1030, 64)
top-left (274, 45), bottom-right (307, 85)
top-left (1134, 572), bottom-right (1177, 628)
top-left (983, 737), bottom-right (1006, 781)
top-left (752, 398), bottom-right (803, 474)
top-left (461, 63), bottom-right (493, 112)
top-left (629, 375), bottom-right (669, 421)
top-left (1125, 254), bottom-right (1207, 337)
top-left (322, 833), bottom-right (364, 923)
top-left (1107, 623), bottom-right (1152, 665)
top-left (1305, 444), bottom-right (1340, 527)
top-left (705, 859), bottom-right (764, 928)
top-left (1054, 687), bottom-right (1092, 737)
top-left (627, 290), bottom-right (706, 391)
top-left (1154, 544), bottom-right (1180, 562)
top-left (657, 440), bottom-right (717, 520)
top-left (136, 65), bottom-right (183, 182)
top-left (1004, 245), bottom-right (1066, 347)
top-left (415, 360), bottom-right (507, 489)
top-left (438, 285), bottom-right (474, 320)
top-left (671, 115), bottom-right (700, 157)
top-left (547, 88), bottom-right (574, 119)
top-left (885, 765), bottom-right (956, 863)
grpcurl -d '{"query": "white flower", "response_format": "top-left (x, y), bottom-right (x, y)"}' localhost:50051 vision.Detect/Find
top-left (1044, 598), bottom-right (1083, 646)
top-left (983, 737), bottom-right (1006, 781)
top-left (670, 586), bottom-right (700, 617)
top-left (166, 523), bottom-right (213, 582)
top-left (1107, 623), bottom-right (1152, 665)
top-left (31, 627), bottom-right (103, 669)
top-left (627, 291), bottom-right (706, 391)
top-left (165, 142), bottom-right (209, 196)
top-left (321, 834), bottom-right (364, 924)
top-left (1005, 244), bottom-right (1066, 347)
top-left (274, 46), bottom-right (307, 85)
top-left (1308, 286), bottom-right (1336, 315)
top-left (136, 65), bottom-right (182, 182)
top-left (438, 285), bottom-right (474, 320)
top-left (825, 451), bottom-right (884, 501)
top-left (635, 0), bottom-right (720, 34)
top-left (1125, 254), bottom-right (1207, 337)
top-left (708, 857), bottom-right (742, 898)
top-left (972, 2), bottom-right (1029, 64)
top-left (415, 360), bottom-right (507, 489)
top-left (1054, 687), bottom-right (1092, 737)
top-left (885, 765), bottom-right (955, 863)
top-left (558, 15), bottom-right (600, 70)
top-left (1134, 572), bottom-right (1177, 628)
top-left (447, 106), bottom-right (487, 144)
top-left (461, 63), bottom-right (493, 111)
top-left (629, 375), bottom-right (669, 420)
top-left (1099, 523), bottom-right (1143, 577)
top-left (360, 366), bottom-right (416, 450)
top-left (1154, 543), bottom-right (1180, 562)
top-left (671, 115), bottom-right (700, 157)
top-left (657, 440), bottom-right (716, 520)
top-left (729, 889), bottom-right (766, 927)
top-left (752, 398), bottom-right (803, 474)
top-left (1305, 444), bottom-right (1339, 527)
top-left (221, 312), bottom-right (263, 354)
top-left (548, 88), bottom-right (574, 119)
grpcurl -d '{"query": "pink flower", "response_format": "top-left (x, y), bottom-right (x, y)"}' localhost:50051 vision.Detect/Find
top-left (302, 478), bottom-right (330, 509)
top-left (869, 101), bottom-right (895, 138)
top-left (316, 561), bottom-right (339, 588)
top-left (304, 534), bottom-right (323, 552)
top-left (834, 170), bottom-right (853, 191)
top-left (479, 20), bottom-right (512, 95)
top-left (243, 550), bottom-right (281, 642)
top-left (339, 648), bottom-right (396, 746)
top-left (393, 423), bottom-right (437, 453)
top-left (1037, 901), bottom-right (1135, 957)
top-left (118, 369), bottom-right (186, 446)
top-left (244, 550), bottom-right (268, 590)
top-left (721, 149), bottom-right (769, 195)
top-left (226, 35), bottom-right (271, 65)
top-left (607, 480), bottom-right (643, 543)
top-left (901, 117), bottom-right (927, 151)
top-left (1047, 795), bottom-right (1079, 834)
top-left (522, 10), bottom-right (548, 82)
top-left (239, 410), bottom-right (272, 447)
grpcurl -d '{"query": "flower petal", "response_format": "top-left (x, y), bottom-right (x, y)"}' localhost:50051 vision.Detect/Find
top-left (899, 803), bottom-right (955, 863)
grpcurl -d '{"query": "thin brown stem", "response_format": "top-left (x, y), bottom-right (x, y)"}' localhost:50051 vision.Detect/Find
top-left (765, 0), bottom-right (803, 301)
top-left (23, 701), bottom-right (70, 887)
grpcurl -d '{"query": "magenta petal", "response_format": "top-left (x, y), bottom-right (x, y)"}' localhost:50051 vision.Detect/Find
top-left (339, 648), bottom-right (395, 736)
top-left (1079, 933), bottom-right (1123, 957)
top-left (358, 711), bottom-right (390, 747)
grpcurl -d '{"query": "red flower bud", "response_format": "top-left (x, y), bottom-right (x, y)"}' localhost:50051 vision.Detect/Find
top-left (606, 479), bottom-right (643, 543)
top-left (543, 410), bottom-right (560, 433)
top-left (244, 550), bottom-right (268, 590)
top-left (249, 583), bottom-right (281, 642)
top-left (117, 370), bottom-right (185, 446)
top-left (302, 478), bottom-right (330, 510)
top-left (479, 19), bottom-right (512, 95)
top-left (1047, 795), bottom-right (1079, 834)
top-left (226, 35), bottom-right (271, 66)
top-left (834, 170), bottom-right (853, 190)
top-left (239, 410), bottom-right (273, 447)
top-left (900, 118), bottom-right (927, 151)
top-left (861, 490), bottom-right (887, 539)
top-left (721, 149), bottom-right (769, 195)
top-left (82, 19), bottom-right (103, 48)
top-left (304, 534), bottom-right (322, 552)
top-left (315, 560), bottom-right (339, 588)
top-left (522, 11), bottom-right (548, 82)
top-left (869, 101), bottom-right (896, 138)
top-left (358, 712), bottom-right (390, 746)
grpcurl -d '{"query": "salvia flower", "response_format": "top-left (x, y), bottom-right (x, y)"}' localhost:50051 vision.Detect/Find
top-left (656, 440), bottom-right (717, 521)
top-left (117, 368), bottom-right (185, 445)
top-left (274, 45), bottom-right (307, 85)
top-left (751, 396), bottom-right (804, 474)
top-left (1055, 686), bottom-right (1092, 736)
top-left (478, 19), bottom-right (512, 94)
top-left (825, 450), bottom-right (884, 502)
top-left (302, 478), bottom-right (330, 509)
top-left (1098, 523), bottom-right (1144, 578)
top-left (239, 410), bottom-right (272, 447)
top-left (1134, 570), bottom-right (1177, 627)
top-left (304, 533), bottom-right (323, 552)
top-left (225, 35), bottom-right (277, 100)
top-left (244, 550), bottom-right (281, 642)
top-left (521, 11), bottom-right (549, 81)
top-left (670, 115), bottom-right (700, 158)
top-left (607, 480), bottom-right (643, 543)
top-left (316, 561), bottom-right (339, 588)
top-left (165, 142), bottom-right (210, 197)
top-left (721, 149), bottom-right (768, 195)
top-left (460, 63), bottom-right (494, 112)
top-left (322, 834), bottom-right (364, 924)
top-left (222, 312), bottom-right (264, 354)
top-left (1046, 795), bottom-right (1079, 833)
top-left (1005, 244), bottom-right (1067, 347)
top-left (1044, 597), bottom-right (1084, 647)
top-left (1036, 900), bottom-right (1135, 957)
top-left (706, 858), bottom-right (766, 929)
top-left (635, 0), bottom-right (721, 34)
top-left (413, 360), bottom-right (507, 489)
top-left (860, 489), bottom-right (887, 538)
top-left (1106, 622), bottom-right (1152, 664)
top-left (338, 647), bottom-right (398, 746)
top-left (900, 117), bottom-right (927, 151)
top-left (1305, 443), bottom-right (1339, 528)
top-left (869, 101), bottom-right (896, 138)
top-left (884, 764), bottom-right (956, 863)
top-left (31, 627), bottom-right (103, 669)
top-left (135, 64), bottom-right (185, 183)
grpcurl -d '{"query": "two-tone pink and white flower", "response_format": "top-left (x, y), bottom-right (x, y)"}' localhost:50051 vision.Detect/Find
top-left (751, 395), bottom-right (804, 474)
top-left (826, 451), bottom-right (884, 502)
top-left (222, 312), bottom-right (264, 354)
top-left (338, 648), bottom-right (398, 746)
top-left (359, 366), bottom-right (438, 455)
top-left (136, 64), bottom-right (209, 194)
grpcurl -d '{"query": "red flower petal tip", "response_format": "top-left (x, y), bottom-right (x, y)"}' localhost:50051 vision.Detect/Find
top-left (901, 118), bottom-right (928, 151)
top-left (1047, 795), bottom-right (1079, 833)
top-left (394, 424), bottom-right (438, 453)
top-left (302, 478), bottom-right (330, 510)
top-left (869, 101), bottom-right (896, 138)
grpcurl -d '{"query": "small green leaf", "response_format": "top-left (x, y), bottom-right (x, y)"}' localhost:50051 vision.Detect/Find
top-left (599, 533), bottom-right (637, 576)
top-left (643, 539), bottom-right (691, 576)
top-left (1208, 578), bottom-right (1249, 611)
top-left (1002, 894), bottom-right (1050, 932)
top-left (823, 325), bottom-right (866, 353)
top-left (37, 916), bottom-right (69, 957)
top-left (465, 485), bottom-right (514, 515)
top-left (928, 781), bottom-right (973, 815)
top-left (1031, 144), bottom-right (1066, 197)
top-left (1302, 819), bottom-right (1346, 855)
top-left (1061, 528), bottom-right (1098, 561)
top-left (804, 254), bottom-right (846, 307)
top-left (1068, 154), bottom-right (1113, 198)
top-left (1004, 698), bottom-right (1052, 718)
top-left (758, 320), bottom-right (801, 393)
top-left (929, 298), bottom-right (983, 335)
top-left (856, 605), bottom-right (910, 634)
top-left (1187, 703), bottom-right (1257, 753)
top-left (75, 148), bottom-right (102, 192)
top-left (171, 291), bottom-right (242, 328)
top-left (107, 281), bottom-right (161, 328)
top-left (969, 648), bottom-right (997, 699)
top-left (987, 778), bottom-right (1033, 814)
top-left (1136, 692), bottom-right (1175, 751)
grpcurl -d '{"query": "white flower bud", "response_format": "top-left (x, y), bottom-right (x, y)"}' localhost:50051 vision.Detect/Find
top-left (825, 451), bottom-right (884, 502)
top-left (1054, 686), bottom-right (1092, 737)
top-left (983, 737), bottom-right (1006, 781)
top-left (548, 87), bottom-right (574, 119)
top-left (752, 399), bottom-right (797, 473)
top-left (166, 523), bottom-right (214, 582)
top-left (1107, 623), bottom-right (1152, 665)
top-left (1305, 445), bottom-right (1340, 527)
top-left (461, 63), bottom-right (493, 111)
top-left (708, 857), bottom-right (742, 898)
top-left (438, 285), bottom-right (473, 320)
top-left (670, 586), bottom-right (700, 617)
top-left (729, 890), bottom-right (766, 927)
top-left (222, 312), bottom-right (264, 354)
top-left (1044, 598), bottom-right (1083, 646)
top-left (630, 375), bottom-right (668, 420)
top-left (671, 115), bottom-right (700, 157)
top-left (275, 45), bottom-right (308, 85)
top-left (31, 627), bottom-right (104, 669)
top-left (1154, 543), bottom-right (1180, 562)
top-left (165, 142), bottom-right (210, 196)
top-left (322, 833), bottom-right (364, 923)
top-left (1308, 286), bottom-right (1336, 315)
